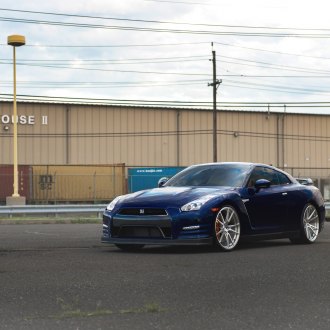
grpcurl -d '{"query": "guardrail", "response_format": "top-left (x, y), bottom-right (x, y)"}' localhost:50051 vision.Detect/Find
top-left (0, 203), bottom-right (329, 221)
top-left (326, 204), bottom-right (330, 221)
top-left (0, 204), bottom-right (107, 218)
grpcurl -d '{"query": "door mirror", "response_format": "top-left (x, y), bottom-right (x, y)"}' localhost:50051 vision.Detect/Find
top-left (158, 177), bottom-right (169, 188)
top-left (255, 179), bottom-right (271, 191)
top-left (296, 178), bottom-right (313, 186)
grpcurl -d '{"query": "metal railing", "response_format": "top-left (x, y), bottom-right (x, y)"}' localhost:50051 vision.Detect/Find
top-left (0, 203), bottom-right (329, 221)
top-left (0, 204), bottom-right (106, 218)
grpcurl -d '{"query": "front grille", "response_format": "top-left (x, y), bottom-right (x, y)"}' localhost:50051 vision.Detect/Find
top-left (112, 225), bottom-right (171, 238)
top-left (118, 208), bottom-right (167, 216)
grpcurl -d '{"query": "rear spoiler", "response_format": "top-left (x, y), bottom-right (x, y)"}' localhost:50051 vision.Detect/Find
top-left (295, 178), bottom-right (314, 186)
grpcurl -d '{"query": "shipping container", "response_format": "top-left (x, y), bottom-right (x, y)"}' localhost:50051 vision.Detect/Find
top-left (0, 165), bottom-right (31, 202)
top-left (31, 164), bottom-right (125, 203)
top-left (128, 167), bottom-right (185, 193)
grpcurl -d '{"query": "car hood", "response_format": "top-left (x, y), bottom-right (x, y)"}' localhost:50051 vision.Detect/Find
top-left (117, 186), bottom-right (237, 208)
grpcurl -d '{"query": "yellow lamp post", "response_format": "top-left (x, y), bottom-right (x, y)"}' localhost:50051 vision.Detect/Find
top-left (6, 35), bottom-right (26, 205)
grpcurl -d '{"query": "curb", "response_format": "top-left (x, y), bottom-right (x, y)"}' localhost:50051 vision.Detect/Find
top-left (0, 218), bottom-right (102, 225)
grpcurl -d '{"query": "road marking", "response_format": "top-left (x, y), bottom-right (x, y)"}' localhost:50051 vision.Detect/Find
top-left (24, 230), bottom-right (59, 237)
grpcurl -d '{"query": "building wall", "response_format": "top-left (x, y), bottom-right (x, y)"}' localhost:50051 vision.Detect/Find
top-left (0, 102), bottom-right (67, 164)
top-left (1, 101), bottom-right (330, 177)
top-left (217, 111), bottom-right (278, 165)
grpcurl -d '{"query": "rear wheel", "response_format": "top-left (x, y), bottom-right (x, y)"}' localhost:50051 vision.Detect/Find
top-left (115, 244), bottom-right (145, 251)
top-left (214, 205), bottom-right (241, 251)
top-left (290, 204), bottom-right (320, 244)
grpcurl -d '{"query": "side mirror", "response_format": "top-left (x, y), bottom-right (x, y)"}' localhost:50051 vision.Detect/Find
top-left (296, 178), bottom-right (313, 186)
top-left (158, 177), bottom-right (169, 188)
top-left (255, 179), bottom-right (271, 192)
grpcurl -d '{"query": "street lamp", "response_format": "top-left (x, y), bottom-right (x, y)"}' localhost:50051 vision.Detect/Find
top-left (6, 35), bottom-right (26, 205)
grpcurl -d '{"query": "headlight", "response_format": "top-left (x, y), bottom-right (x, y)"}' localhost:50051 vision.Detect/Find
top-left (181, 194), bottom-right (217, 212)
top-left (106, 195), bottom-right (122, 211)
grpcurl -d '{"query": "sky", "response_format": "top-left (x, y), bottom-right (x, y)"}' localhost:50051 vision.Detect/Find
top-left (1, 0), bottom-right (330, 111)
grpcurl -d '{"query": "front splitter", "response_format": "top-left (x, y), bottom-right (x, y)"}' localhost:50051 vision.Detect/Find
top-left (101, 236), bottom-right (213, 246)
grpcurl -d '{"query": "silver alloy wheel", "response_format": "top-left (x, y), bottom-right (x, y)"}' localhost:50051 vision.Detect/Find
top-left (302, 204), bottom-right (319, 242)
top-left (215, 206), bottom-right (240, 250)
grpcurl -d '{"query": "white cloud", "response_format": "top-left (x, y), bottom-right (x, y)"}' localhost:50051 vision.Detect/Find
top-left (1, 0), bottom-right (330, 108)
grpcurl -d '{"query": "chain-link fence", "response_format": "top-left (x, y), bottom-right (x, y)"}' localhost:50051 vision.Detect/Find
top-left (0, 165), bottom-right (126, 204)
top-left (2, 165), bottom-right (330, 204)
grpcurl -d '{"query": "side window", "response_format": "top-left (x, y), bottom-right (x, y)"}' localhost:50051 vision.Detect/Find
top-left (247, 167), bottom-right (282, 187)
top-left (263, 168), bottom-right (279, 186)
top-left (277, 171), bottom-right (292, 185)
top-left (247, 167), bottom-right (265, 187)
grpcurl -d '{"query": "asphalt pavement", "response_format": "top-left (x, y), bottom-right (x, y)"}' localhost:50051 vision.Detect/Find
top-left (1, 223), bottom-right (330, 330)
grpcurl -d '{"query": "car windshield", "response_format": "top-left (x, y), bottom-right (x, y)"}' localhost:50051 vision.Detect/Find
top-left (165, 164), bottom-right (251, 187)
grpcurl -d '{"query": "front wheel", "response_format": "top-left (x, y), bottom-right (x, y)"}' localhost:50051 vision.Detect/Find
top-left (290, 204), bottom-right (320, 244)
top-left (214, 205), bottom-right (241, 251)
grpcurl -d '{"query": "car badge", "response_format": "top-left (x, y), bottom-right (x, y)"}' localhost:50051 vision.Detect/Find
top-left (140, 209), bottom-right (145, 214)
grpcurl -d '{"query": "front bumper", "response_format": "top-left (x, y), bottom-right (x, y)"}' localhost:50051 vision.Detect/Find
top-left (101, 236), bottom-right (213, 246)
top-left (102, 206), bottom-right (215, 246)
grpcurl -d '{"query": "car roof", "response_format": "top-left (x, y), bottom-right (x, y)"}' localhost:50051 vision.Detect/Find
top-left (190, 162), bottom-right (255, 167)
top-left (189, 162), bottom-right (296, 182)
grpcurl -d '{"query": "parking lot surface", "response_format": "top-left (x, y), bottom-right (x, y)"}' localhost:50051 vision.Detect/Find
top-left (1, 223), bottom-right (330, 330)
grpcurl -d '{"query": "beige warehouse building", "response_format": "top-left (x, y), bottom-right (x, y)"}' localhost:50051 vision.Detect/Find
top-left (1, 100), bottom-right (330, 201)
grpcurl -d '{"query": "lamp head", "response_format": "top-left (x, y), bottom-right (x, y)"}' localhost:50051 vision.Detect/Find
top-left (7, 35), bottom-right (25, 47)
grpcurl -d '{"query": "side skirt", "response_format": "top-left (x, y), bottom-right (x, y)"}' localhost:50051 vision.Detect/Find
top-left (241, 230), bottom-right (299, 241)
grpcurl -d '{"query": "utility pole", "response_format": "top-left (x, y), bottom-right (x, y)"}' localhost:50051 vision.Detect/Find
top-left (208, 44), bottom-right (222, 162)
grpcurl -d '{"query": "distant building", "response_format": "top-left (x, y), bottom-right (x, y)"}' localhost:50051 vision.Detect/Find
top-left (0, 100), bottom-right (329, 178)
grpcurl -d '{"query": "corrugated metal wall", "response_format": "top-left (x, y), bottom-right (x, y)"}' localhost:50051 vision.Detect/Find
top-left (217, 111), bottom-right (278, 165)
top-left (1, 101), bottom-right (330, 177)
top-left (285, 115), bottom-right (330, 167)
top-left (0, 102), bottom-right (67, 164)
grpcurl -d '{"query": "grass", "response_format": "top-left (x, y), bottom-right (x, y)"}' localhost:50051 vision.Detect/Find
top-left (58, 309), bottom-right (114, 318)
top-left (0, 215), bottom-right (101, 224)
top-left (119, 303), bottom-right (166, 314)
top-left (49, 301), bottom-right (166, 320)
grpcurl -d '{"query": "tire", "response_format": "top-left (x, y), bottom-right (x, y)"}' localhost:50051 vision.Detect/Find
top-left (115, 244), bottom-right (145, 251)
top-left (290, 203), bottom-right (320, 244)
top-left (214, 205), bottom-right (241, 251)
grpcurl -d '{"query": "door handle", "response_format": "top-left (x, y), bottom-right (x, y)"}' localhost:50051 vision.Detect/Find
top-left (282, 192), bottom-right (288, 196)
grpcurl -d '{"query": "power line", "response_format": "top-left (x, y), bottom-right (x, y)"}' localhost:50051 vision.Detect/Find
top-left (224, 83), bottom-right (330, 96)
top-left (0, 79), bottom-right (208, 84)
top-left (2, 54), bottom-right (328, 81)
top-left (0, 82), bottom-right (206, 89)
top-left (0, 39), bottom-right (326, 64)
top-left (1, 7), bottom-right (330, 32)
top-left (225, 79), bottom-right (330, 95)
top-left (0, 41), bottom-right (210, 48)
top-left (0, 40), bottom-right (322, 63)
top-left (0, 55), bottom-right (209, 65)
top-left (221, 75), bottom-right (330, 78)
top-left (2, 93), bottom-right (330, 107)
top-left (2, 128), bottom-right (330, 143)
top-left (1, 78), bottom-right (329, 95)
top-left (0, 61), bottom-right (210, 77)
top-left (2, 15), bottom-right (330, 38)
top-left (144, 0), bottom-right (214, 5)
top-left (217, 57), bottom-right (330, 75)
top-left (2, 53), bottom-right (328, 75)
top-left (214, 41), bottom-right (330, 61)
top-left (0, 93), bottom-right (213, 107)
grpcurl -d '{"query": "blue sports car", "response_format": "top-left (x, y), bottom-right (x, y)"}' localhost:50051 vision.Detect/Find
top-left (102, 162), bottom-right (325, 251)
